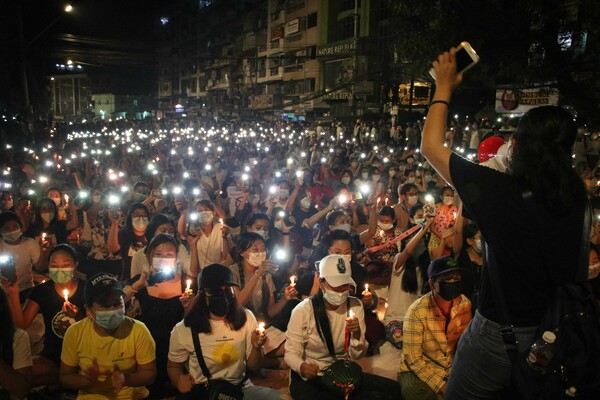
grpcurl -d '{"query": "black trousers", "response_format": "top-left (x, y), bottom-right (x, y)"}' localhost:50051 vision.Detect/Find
top-left (290, 370), bottom-right (402, 400)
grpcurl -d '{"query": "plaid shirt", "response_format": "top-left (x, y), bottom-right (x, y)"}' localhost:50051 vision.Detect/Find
top-left (400, 292), bottom-right (472, 393)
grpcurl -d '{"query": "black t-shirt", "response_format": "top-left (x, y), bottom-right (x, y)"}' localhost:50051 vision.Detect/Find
top-left (27, 279), bottom-right (85, 362)
top-left (449, 153), bottom-right (584, 326)
top-left (118, 230), bottom-right (147, 280)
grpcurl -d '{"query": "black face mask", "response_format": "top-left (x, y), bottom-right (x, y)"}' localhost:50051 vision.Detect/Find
top-left (438, 280), bottom-right (462, 301)
top-left (207, 294), bottom-right (231, 317)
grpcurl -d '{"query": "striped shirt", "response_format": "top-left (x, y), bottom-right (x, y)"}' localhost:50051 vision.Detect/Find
top-left (400, 292), bottom-right (472, 393)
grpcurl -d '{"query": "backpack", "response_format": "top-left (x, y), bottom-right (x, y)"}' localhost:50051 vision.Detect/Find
top-left (493, 196), bottom-right (600, 399)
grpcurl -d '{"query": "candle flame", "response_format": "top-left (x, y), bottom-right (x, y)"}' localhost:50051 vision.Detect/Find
top-left (349, 309), bottom-right (355, 318)
top-left (365, 283), bottom-right (369, 292)
top-left (63, 289), bottom-right (69, 302)
top-left (186, 279), bottom-right (192, 290)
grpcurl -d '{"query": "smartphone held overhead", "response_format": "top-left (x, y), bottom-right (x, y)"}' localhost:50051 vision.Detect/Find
top-left (429, 41), bottom-right (480, 80)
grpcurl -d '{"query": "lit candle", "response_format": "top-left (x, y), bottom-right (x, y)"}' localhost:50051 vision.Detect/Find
top-left (349, 309), bottom-right (355, 319)
top-left (290, 275), bottom-right (296, 287)
top-left (63, 289), bottom-right (69, 302)
top-left (64, 194), bottom-right (69, 205)
top-left (219, 218), bottom-right (224, 225)
top-left (186, 279), bottom-right (192, 293)
top-left (42, 233), bottom-right (47, 242)
top-left (385, 198), bottom-right (389, 205)
top-left (364, 283), bottom-right (369, 293)
top-left (257, 322), bottom-right (266, 335)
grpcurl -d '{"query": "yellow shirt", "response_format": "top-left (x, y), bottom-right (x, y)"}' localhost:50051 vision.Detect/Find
top-left (61, 317), bottom-right (156, 400)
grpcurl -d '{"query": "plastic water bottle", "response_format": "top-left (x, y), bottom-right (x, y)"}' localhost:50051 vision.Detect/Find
top-left (526, 331), bottom-right (556, 374)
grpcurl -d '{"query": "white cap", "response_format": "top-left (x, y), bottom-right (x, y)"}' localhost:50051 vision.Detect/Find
top-left (318, 255), bottom-right (356, 288)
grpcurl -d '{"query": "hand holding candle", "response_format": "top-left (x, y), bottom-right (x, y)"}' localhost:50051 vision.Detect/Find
top-left (346, 309), bottom-right (360, 335)
top-left (257, 322), bottom-right (266, 336)
top-left (361, 283), bottom-right (374, 308)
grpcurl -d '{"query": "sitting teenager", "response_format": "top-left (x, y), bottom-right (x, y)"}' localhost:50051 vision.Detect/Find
top-left (167, 263), bottom-right (281, 400)
top-left (59, 273), bottom-right (157, 399)
top-left (399, 256), bottom-right (472, 400)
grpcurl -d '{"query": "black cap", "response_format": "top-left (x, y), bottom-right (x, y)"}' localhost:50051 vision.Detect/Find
top-left (199, 264), bottom-right (238, 290)
top-left (428, 256), bottom-right (462, 280)
top-left (85, 273), bottom-right (125, 306)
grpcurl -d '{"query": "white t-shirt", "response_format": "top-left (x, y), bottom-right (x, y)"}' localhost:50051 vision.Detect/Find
top-left (0, 237), bottom-right (40, 291)
top-left (130, 243), bottom-right (192, 277)
top-left (284, 296), bottom-right (367, 377)
top-left (384, 263), bottom-right (423, 325)
top-left (195, 223), bottom-right (225, 269)
top-left (168, 309), bottom-right (257, 385)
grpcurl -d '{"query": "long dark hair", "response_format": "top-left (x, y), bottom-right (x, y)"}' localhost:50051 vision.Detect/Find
top-left (145, 214), bottom-right (174, 242)
top-left (310, 288), bottom-right (335, 353)
top-left (310, 229), bottom-right (352, 267)
top-left (462, 223), bottom-right (480, 249)
top-left (183, 289), bottom-right (247, 333)
top-left (401, 204), bottom-right (429, 293)
top-left (0, 287), bottom-right (14, 366)
top-left (510, 106), bottom-right (585, 213)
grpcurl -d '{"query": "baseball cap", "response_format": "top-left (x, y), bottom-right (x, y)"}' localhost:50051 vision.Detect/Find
top-left (318, 254), bottom-right (356, 288)
top-left (199, 264), bottom-right (239, 290)
top-left (85, 273), bottom-right (125, 306)
top-left (428, 256), bottom-right (462, 281)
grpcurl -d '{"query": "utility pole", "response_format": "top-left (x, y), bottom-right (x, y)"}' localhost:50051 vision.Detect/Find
top-left (352, 0), bottom-right (359, 118)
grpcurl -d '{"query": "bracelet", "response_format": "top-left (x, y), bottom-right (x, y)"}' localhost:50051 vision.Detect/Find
top-left (429, 100), bottom-right (450, 107)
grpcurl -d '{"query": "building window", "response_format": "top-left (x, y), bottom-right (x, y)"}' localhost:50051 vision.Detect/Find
top-left (307, 12), bottom-right (317, 28)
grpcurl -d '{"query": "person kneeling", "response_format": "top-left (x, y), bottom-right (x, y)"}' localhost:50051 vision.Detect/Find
top-left (399, 257), bottom-right (471, 400)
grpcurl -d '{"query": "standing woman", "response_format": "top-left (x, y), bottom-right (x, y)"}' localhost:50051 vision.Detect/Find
top-left (421, 46), bottom-right (587, 398)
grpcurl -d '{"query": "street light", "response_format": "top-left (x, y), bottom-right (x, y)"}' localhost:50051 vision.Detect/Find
top-left (19, 3), bottom-right (74, 117)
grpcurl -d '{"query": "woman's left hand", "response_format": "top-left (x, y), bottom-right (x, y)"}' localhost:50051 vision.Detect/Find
top-left (252, 329), bottom-right (267, 349)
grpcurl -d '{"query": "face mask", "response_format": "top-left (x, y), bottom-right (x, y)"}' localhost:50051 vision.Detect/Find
top-left (2, 200), bottom-right (13, 209)
top-left (414, 218), bottom-right (425, 225)
top-left (50, 197), bottom-right (61, 206)
top-left (133, 192), bottom-right (146, 203)
top-left (2, 229), bottom-right (22, 242)
top-left (341, 177), bottom-right (351, 185)
top-left (93, 307), bottom-right (125, 330)
top-left (198, 211), bottom-right (214, 225)
top-left (208, 294), bottom-right (231, 317)
top-left (49, 267), bottom-right (74, 284)
top-left (407, 177), bottom-right (415, 184)
top-left (361, 172), bottom-right (369, 180)
top-left (372, 175), bottom-right (381, 183)
top-left (438, 280), bottom-right (462, 301)
top-left (443, 196), bottom-right (454, 205)
top-left (169, 161), bottom-right (178, 167)
top-left (274, 220), bottom-right (283, 230)
top-left (323, 287), bottom-right (349, 306)
top-left (424, 175), bottom-right (432, 183)
top-left (407, 158), bottom-right (414, 164)
top-left (92, 194), bottom-right (102, 204)
top-left (378, 222), bottom-right (393, 231)
top-left (351, 161), bottom-right (358, 168)
top-left (247, 251), bottom-right (266, 267)
top-left (300, 197), bottom-right (311, 209)
top-left (407, 195), bottom-right (418, 206)
top-left (252, 229), bottom-right (269, 240)
top-left (473, 239), bottom-right (482, 254)
top-left (279, 189), bottom-right (290, 200)
top-left (132, 216), bottom-right (149, 231)
top-left (40, 212), bottom-right (55, 224)
top-left (334, 223), bottom-right (351, 233)
top-left (389, 170), bottom-right (396, 177)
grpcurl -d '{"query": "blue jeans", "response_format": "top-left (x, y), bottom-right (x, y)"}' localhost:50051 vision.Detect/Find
top-left (445, 310), bottom-right (537, 399)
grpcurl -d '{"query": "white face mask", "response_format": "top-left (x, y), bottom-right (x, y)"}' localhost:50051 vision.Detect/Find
top-left (252, 229), bottom-right (269, 240)
top-left (279, 189), bottom-right (289, 200)
top-left (443, 196), bottom-right (454, 205)
top-left (274, 220), bottom-right (283, 230)
top-left (407, 194), bottom-right (418, 206)
top-left (361, 172), bottom-right (369, 180)
top-left (247, 251), bottom-right (267, 267)
top-left (424, 175), bottom-right (432, 183)
top-left (378, 222), bottom-right (393, 231)
top-left (323, 287), bottom-right (349, 306)
top-left (372, 175), bottom-right (381, 183)
top-left (407, 177), bottom-right (415, 184)
top-left (300, 197), bottom-right (311, 209)
top-left (341, 177), bottom-right (351, 185)
top-left (40, 212), bottom-right (55, 224)
top-left (132, 216), bottom-right (149, 231)
top-left (333, 223), bottom-right (351, 233)
top-left (2, 229), bottom-right (22, 242)
top-left (198, 211), bottom-right (213, 225)
top-left (50, 197), bottom-right (61, 206)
